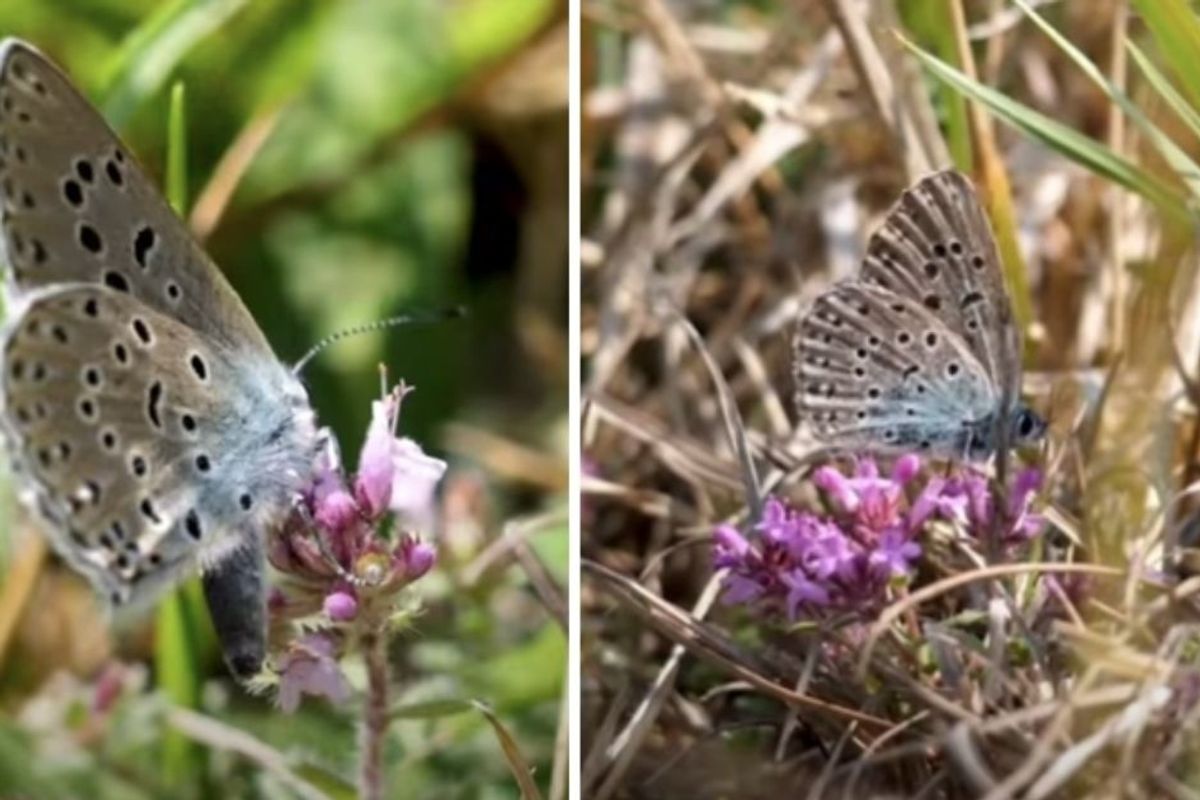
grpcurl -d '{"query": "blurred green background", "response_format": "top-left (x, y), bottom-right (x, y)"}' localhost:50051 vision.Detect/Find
top-left (0, 0), bottom-right (568, 798)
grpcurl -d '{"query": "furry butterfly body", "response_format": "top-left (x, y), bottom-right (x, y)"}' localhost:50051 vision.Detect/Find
top-left (0, 39), bottom-right (321, 675)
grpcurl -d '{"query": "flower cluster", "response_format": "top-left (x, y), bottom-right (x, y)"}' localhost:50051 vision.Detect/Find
top-left (266, 382), bottom-right (446, 712)
top-left (713, 456), bottom-right (1042, 621)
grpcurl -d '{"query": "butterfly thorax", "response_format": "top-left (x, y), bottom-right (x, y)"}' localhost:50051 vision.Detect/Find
top-left (192, 361), bottom-right (319, 566)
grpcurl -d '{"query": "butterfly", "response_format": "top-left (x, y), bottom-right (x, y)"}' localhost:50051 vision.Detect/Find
top-left (0, 39), bottom-right (323, 676)
top-left (793, 170), bottom-right (1045, 460)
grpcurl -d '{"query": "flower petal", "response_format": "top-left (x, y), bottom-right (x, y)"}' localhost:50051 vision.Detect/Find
top-left (814, 465), bottom-right (860, 513)
top-left (389, 438), bottom-right (447, 518)
top-left (891, 454), bottom-right (922, 485)
top-left (277, 634), bottom-right (350, 714)
top-left (355, 397), bottom-right (398, 518)
top-left (713, 524), bottom-right (752, 568)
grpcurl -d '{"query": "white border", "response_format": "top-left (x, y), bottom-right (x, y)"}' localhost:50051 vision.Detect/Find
top-left (567, 0), bottom-right (581, 796)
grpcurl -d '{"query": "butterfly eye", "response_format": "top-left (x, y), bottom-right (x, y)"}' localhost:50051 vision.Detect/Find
top-left (1017, 410), bottom-right (1040, 439)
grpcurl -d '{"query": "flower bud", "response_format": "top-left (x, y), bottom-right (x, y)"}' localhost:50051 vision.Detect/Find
top-left (323, 590), bottom-right (359, 621)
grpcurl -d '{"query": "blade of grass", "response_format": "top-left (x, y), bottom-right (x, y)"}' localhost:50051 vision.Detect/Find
top-left (155, 81), bottom-right (201, 783)
top-left (899, 0), bottom-right (972, 168)
top-left (390, 698), bottom-right (475, 720)
top-left (1014, 0), bottom-right (1200, 201)
top-left (473, 701), bottom-right (545, 800)
top-left (1130, 0), bottom-right (1200, 114)
top-left (167, 707), bottom-right (336, 800)
top-left (166, 82), bottom-right (188, 213)
top-left (101, 0), bottom-right (249, 128)
top-left (666, 305), bottom-right (762, 520)
top-left (943, 0), bottom-right (1034, 341)
top-left (1127, 40), bottom-right (1200, 147)
top-left (899, 33), bottom-right (1191, 223)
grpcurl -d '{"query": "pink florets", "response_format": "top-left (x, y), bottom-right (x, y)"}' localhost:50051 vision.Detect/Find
top-left (713, 457), bottom-right (1043, 621)
top-left (268, 381), bottom-right (447, 713)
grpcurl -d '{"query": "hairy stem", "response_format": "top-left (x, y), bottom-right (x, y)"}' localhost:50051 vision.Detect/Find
top-left (360, 621), bottom-right (390, 800)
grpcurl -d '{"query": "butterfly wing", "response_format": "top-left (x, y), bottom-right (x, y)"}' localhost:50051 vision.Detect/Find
top-left (0, 284), bottom-right (317, 608)
top-left (0, 39), bottom-right (273, 355)
top-left (858, 170), bottom-right (1021, 403)
top-left (794, 282), bottom-right (997, 454)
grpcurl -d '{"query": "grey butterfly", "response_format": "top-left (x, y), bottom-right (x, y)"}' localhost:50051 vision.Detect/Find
top-left (0, 39), bottom-right (322, 676)
top-left (794, 170), bottom-right (1045, 459)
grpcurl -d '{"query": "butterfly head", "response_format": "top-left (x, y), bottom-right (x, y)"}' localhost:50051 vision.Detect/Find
top-left (1010, 404), bottom-right (1047, 447)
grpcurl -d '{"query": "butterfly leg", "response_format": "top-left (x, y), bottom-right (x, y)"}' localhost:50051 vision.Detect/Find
top-left (290, 496), bottom-right (363, 587)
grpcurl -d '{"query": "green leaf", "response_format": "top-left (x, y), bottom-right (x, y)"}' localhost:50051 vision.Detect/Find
top-left (1130, 0), bottom-right (1200, 114)
top-left (1014, 0), bottom-right (1200, 201)
top-left (390, 697), bottom-right (477, 721)
top-left (1128, 40), bottom-right (1200, 147)
top-left (166, 81), bottom-right (188, 214)
top-left (466, 624), bottom-right (565, 710)
top-left (154, 82), bottom-right (202, 783)
top-left (900, 34), bottom-right (1191, 223)
top-left (101, 0), bottom-right (250, 129)
top-left (472, 701), bottom-right (544, 800)
top-left (898, 0), bottom-right (972, 169)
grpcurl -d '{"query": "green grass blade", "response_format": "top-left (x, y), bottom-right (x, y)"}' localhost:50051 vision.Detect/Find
top-left (1127, 39), bottom-right (1200, 146)
top-left (166, 82), bottom-right (188, 214)
top-left (900, 34), bottom-right (1191, 223)
top-left (472, 701), bottom-right (544, 800)
top-left (898, 0), bottom-right (973, 169)
top-left (101, 0), bottom-right (249, 128)
top-left (154, 80), bottom-right (201, 783)
top-left (1014, 0), bottom-right (1200, 201)
top-left (1130, 0), bottom-right (1200, 113)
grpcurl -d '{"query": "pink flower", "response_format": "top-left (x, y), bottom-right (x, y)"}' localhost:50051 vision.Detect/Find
top-left (314, 488), bottom-right (359, 536)
top-left (277, 634), bottom-right (351, 714)
top-left (355, 397), bottom-right (399, 517)
top-left (713, 524), bottom-right (751, 568)
top-left (388, 438), bottom-right (447, 518)
top-left (91, 663), bottom-right (126, 716)
top-left (393, 535), bottom-right (436, 581)
top-left (324, 590), bottom-right (359, 621)
top-left (354, 387), bottom-right (448, 522)
top-left (713, 456), bottom-right (1045, 622)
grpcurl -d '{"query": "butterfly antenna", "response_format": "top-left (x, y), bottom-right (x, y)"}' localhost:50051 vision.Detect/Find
top-left (292, 306), bottom-right (466, 375)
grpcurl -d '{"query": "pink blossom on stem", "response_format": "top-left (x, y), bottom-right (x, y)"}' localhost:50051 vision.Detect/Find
top-left (712, 456), bottom-right (1045, 622)
top-left (354, 387), bottom-right (448, 522)
top-left (277, 634), bottom-right (351, 714)
top-left (355, 397), bottom-right (398, 518)
top-left (395, 536), bottom-right (436, 580)
top-left (388, 438), bottom-right (447, 518)
top-left (265, 379), bottom-right (447, 713)
top-left (324, 590), bottom-right (359, 621)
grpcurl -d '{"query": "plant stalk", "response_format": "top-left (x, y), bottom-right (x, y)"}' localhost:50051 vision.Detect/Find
top-left (360, 620), bottom-right (389, 800)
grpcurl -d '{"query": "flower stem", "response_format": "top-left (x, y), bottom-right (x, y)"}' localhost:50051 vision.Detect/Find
top-left (360, 621), bottom-right (390, 800)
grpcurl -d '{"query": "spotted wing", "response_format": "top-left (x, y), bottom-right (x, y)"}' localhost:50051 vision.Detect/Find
top-left (793, 282), bottom-right (996, 454)
top-left (0, 38), bottom-right (272, 354)
top-left (858, 170), bottom-right (1021, 401)
top-left (0, 285), bottom-right (312, 608)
